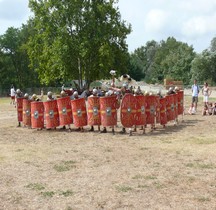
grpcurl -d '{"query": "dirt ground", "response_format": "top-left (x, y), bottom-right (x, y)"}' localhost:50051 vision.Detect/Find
top-left (0, 95), bottom-right (216, 210)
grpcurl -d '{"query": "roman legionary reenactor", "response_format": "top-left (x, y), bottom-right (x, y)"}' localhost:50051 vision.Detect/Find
top-left (119, 83), bottom-right (134, 134)
top-left (159, 95), bottom-right (167, 128)
top-left (87, 88), bottom-right (101, 132)
top-left (31, 94), bottom-right (40, 102)
top-left (71, 91), bottom-right (87, 132)
top-left (43, 91), bottom-right (59, 129)
top-left (31, 94), bottom-right (44, 130)
top-left (22, 93), bottom-right (32, 128)
top-left (99, 91), bottom-right (117, 134)
top-left (175, 86), bottom-right (184, 121)
top-left (120, 91), bottom-right (137, 136)
top-left (57, 90), bottom-right (73, 131)
top-left (15, 89), bottom-right (24, 127)
top-left (47, 91), bottom-right (55, 101)
top-left (145, 91), bottom-right (157, 131)
top-left (155, 94), bottom-right (161, 127)
top-left (134, 88), bottom-right (146, 134)
top-left (166, 87), bottom-right (179, 125)
top-left (165, 90), bottom-right (176, 124)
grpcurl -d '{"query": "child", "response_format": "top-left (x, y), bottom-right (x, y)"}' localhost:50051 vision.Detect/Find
top-left (209, 103), bottom-right (216, 115)
top-left (211, 102), bottom-right (216, 115)
top-left (202, 104), bottom-right (208, 116)
top-left (208, 102), bottom-right (213, 115)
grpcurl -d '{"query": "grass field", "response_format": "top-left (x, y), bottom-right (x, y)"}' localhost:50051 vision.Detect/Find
top-left (0, 95), bottom-right (216, 209)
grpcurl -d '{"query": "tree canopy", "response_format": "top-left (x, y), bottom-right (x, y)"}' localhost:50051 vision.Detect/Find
top-left (2, 1), bottom-right (216, 90)
top-left (128, 37), bottom-right (196, 84)
top-left (0, 26), bottom-right (40, 90)
top-left (27, 0), bottom-right (131, 87)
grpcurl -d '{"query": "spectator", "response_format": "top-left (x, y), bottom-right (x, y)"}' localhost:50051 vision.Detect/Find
top-left (202, 82), bottom-right (211, 107)
top-left (10, 84), bottom-right (16, 105)
top-left (188, 79), bottom-right (200, 115)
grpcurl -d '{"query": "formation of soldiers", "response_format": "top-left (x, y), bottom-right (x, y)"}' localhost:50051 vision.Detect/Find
top-left (14, 84), bottom-right (184, 136)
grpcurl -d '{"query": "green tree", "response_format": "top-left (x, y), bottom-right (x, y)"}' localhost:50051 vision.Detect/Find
top-left (191, 35), bottom-right (216, 85)
top-left (153, 37), bottom-right (195, 84)
top-left (28, 0), bottom-right (131, 87)
top-left (191, 49), bottom-right (216, 85)
top-left (128, 40), bottom-right (159, 82)
top-left (128, 52), bottom-right (145, 81)
top-left (0, 26), bottom-right (39, 89)
top-left (210, 37), bottom-right (216, 52)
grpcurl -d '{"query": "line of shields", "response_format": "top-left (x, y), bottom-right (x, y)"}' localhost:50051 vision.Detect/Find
top-left (16, 90), bottom-right (184, 135)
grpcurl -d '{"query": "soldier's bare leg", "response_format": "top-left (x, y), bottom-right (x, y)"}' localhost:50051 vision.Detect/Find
top-left (100, 127), bottom-right (107, 133)
top-left (129, 128), bottom-right (132, 136)
top-left (142, 126), bottom-right (145, 134)
top-left (68, 124), bottom-right (72, 132)
top-left (133, 126), bottom-right (137, 132)
top-left (112, 126), bottom-right (115, 135)
top-left (120, 127), bottom-right (126, 134)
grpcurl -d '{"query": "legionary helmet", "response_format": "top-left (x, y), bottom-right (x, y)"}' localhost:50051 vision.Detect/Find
top-left (108, 90), bottom-right (113, 95)
top-left (32, 94), bottom-right (37, 100)
top-left (47, 91), bottom-right (52, 97)
top-left (134, 89), bottom-right (139, 94)
top-left (169, 87), bottom-right (174, 92)
top-left (92, 88), bottom-right (98, 95)
top-left (60, 90), bottom-right (66, 97)
top-left (144, 91), bottom-right (149, 96)
top-left (16, 89), bottom-right (21, 94)
top-left (24, 93), bottom-right (29, 99)
top-left (149, 91), bottom-right (154, 96)
top-left (73, 91), bottom-right (78, 97)
top-left (174, 86), bottom-right (179, 91)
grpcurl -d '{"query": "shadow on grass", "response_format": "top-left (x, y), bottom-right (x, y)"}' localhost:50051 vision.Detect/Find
top-left (30, 118), bottom-right (205, 138)
top-left (123, 118), bottom-right (205, 137)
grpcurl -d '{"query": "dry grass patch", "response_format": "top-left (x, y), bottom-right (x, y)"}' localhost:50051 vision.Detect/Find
top-left (1, 95), bottom-right (216, 209)
top-left (25, 183), bottom-right (45, 191)
top-left (53, 160), bottom-right (77, 172)
top-left (116, 185), bottom-right (133, 192)
top-left (190, 137), bottom-right (216, 145)
top-left (185, 162), bottom-right (215, 169)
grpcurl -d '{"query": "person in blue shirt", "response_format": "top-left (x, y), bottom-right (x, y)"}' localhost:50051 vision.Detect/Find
top-left (188, 79), bottom-right (200, 114)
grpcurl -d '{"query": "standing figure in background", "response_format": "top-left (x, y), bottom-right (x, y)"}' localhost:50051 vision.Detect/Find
top-left (61, 84), bottom-right (65, 91)
top-left (202, 82), bottom-right (211, 107)
top-left (10, 84), bottom-right (16, 105)
top-left (40, 89), bottom-right (44, 101)
top-left (188, 79), bottom-right (200, 115)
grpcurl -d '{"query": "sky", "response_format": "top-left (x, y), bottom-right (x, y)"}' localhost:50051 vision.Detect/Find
top-left (1, 0), bottom-right (216, 53)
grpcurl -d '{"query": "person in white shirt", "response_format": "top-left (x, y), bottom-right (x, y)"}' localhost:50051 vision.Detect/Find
top-left (10, 85), bottom-right (16, 105)
top-left (188, 79), bottom-right (200, 114)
